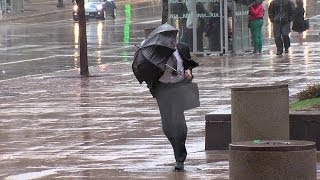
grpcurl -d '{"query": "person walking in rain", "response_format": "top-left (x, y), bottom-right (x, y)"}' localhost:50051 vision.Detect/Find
top-left (133, 24), bottom-right (199, 171)
top-left (153, 41), bottom-right (199, 172)
top-left (268, 0), bottom-right (295, 55)
top-left (248, 0), bottom-right (264, 54)
top-left (181, 0), bottom-right (206, 52)
top-left (292, 0), bottom-right (306, 45)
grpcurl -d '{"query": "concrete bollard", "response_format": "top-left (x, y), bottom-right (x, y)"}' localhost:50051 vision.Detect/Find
top-left (229, 140), bottom-right (317, 180)
top-left (231, 84), bottom-right (289, 142)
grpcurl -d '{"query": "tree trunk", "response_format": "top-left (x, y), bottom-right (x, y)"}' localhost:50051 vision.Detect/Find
top-left (161, 0), bottom-right (168, 24)
top-left (76, 0), bottom-right (89, 76)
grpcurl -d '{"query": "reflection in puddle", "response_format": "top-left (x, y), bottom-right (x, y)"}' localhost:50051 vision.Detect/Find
top-left (5, 169), bottom-right (60, 180)
top-left (73, 23), bottom-right (79, 68)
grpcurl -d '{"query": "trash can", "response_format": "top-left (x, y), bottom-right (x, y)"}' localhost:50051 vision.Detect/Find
top-left (231, 84), bottom-right (289, 142)
top-left (229, 140), bottom-right (317, 180)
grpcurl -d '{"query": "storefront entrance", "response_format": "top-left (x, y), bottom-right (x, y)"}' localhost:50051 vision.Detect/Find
top-left (166, 0), bottom-right (251, 55)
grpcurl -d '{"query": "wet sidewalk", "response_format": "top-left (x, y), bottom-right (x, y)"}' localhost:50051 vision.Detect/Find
top-left (0, 0), bottom-right (320, 179)
top-left (0, 0), bottom-right (155, 22)
top-left (1, 43), bottom-right (320, 179)
top-left (0, 0), bottom-right (72, 22)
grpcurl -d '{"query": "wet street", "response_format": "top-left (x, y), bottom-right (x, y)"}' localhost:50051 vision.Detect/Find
top-left (0, 0), bottom-right (320, 179)
top-left (0, 0), bottom-right (319, 80)
top-left (0, 0), bottom-right (163, 80)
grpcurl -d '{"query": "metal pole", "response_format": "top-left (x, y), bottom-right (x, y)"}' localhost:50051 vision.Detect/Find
top-left (0, 0), bottom-right (3, 13)
top-left (232, 0), bottom-right (235, 53)
top-left (224, 0), bottom-right (228, 54)
top-left (220, 0), bottom-right (223, 54)
top-left (9, 0), bottom-right (11, 12)
top-left (12, 0), bottom-right (15, 12)
top-left (192, 0), bottom-right (197, 52)
top-left (161, 0), bottom-right (168, 24)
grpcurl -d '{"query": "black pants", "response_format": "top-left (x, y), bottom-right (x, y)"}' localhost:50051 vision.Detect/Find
top-left (154, 81), bottom-right (188, 163)
top-left (273, 22), bottom-right (291, 53)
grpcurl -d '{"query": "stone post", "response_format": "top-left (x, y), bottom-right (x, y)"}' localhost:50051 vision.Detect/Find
top-left (229, 140), bottom-right (317, 180)
top-left (231, 84), bottom-right (289, 142)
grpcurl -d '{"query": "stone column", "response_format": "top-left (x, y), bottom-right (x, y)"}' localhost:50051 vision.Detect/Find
top-left (231, 84), bottom-right (289, 142)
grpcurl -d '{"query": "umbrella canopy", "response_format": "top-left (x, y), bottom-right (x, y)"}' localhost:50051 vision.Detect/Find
top-left (132, 23), bottom-right (178, 84)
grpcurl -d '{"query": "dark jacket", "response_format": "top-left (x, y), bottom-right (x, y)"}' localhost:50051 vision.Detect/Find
top-left (148, 42), bottom-right (199, 97)
top-left (268, 0), bottom-right (295, 24)
top-left (176, 42), bottom-right (199, 70)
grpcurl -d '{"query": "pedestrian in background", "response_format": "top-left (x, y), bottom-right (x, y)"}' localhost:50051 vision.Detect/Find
top-left (205, 2), bottom-right (233, 52)
top-left (205, 2), bottom-right (221, 52)
top-left (248, 0), bottom-right (264, 54)
top-left (180, 1), bottom-right (206, 52)
top-left (292, 0), bottom-right (306, 45)
top-left (268, 0), bottom-right (295, 55)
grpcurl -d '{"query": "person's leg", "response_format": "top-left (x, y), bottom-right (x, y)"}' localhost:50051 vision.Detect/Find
top-left (282, 22), bottom-right (291, 52)
top-left (162, 106), bottom-right (187, 170)
top-left (167, 133), bottom-right (187, 171)
top-left (273, 23), bottom-right (283, 55)
top-left (164, 102), bottom-right (187, 164)
top-left (155, 84), bottom-right (188, 170)
top-left (257, 19), bottom-right (264, 53)
top-left (167, 121), bottom-right (187, 163)
top-left (250, 20), bottom-right (261, 53)
top-left (250, 21), bottom-right (257, 53)
top-left (197, 29), bottom-right (204, 52)
top-left (187, 29), bottom-right (193, 52)
top-left (180, 28), bottom-right (193, 51)
top-left (298, 32), bottom-right (303, 45)
top-left (208, 29), bottom-right (221, 51)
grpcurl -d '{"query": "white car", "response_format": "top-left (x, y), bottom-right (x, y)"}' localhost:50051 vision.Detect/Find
top-left (73, 0), bottom-right (116, 21)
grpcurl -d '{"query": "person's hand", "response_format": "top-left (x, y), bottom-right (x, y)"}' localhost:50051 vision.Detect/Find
top-left (184, 69), bottom-right (193, 80)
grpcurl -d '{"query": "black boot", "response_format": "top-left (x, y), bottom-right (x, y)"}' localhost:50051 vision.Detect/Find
top-left (174, 161), bottom-right (184, 171)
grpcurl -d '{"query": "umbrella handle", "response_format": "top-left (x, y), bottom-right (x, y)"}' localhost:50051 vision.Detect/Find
top-left (165, 64), bottom-right (183, 75)
top-left (134, 45), bottom-right (140, 48)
